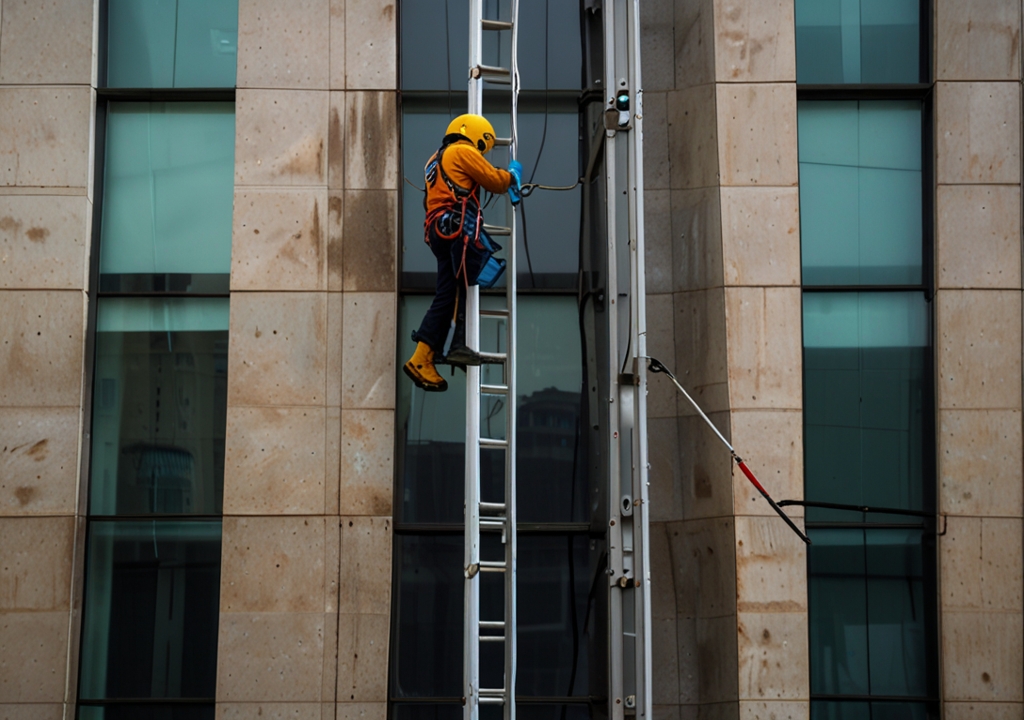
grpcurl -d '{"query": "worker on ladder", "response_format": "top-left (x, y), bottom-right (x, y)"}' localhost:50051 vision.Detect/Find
top-left (403, 113), bottom-right (523, 392)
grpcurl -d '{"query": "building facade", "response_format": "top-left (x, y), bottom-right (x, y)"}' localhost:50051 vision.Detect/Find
top-left (0, 1), bottom-right (1021, 719)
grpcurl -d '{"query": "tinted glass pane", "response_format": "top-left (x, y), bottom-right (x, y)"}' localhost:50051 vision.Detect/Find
top-left (79, 521), bottom-right (221, 700)
top-left (397, 296), bottom-right (584, 524)
top-left (798, 101), bottom-right (922, 285)
top-left (79, 705), bottom-right (215, 720)
top-left (803, 292), bottom-right (929, 518)
top-left (107, 0), bottom-right (238, 88)
top-left (90, 298), bottom-right (229, 516)
top-left (401, 0), bottom-right (580, 91)
top-left (391, 534), bottom-right (595, 698)
top-left (402, 108), bottom-right (580, 289)
top-left (101, 103), bottom-right (235, 279)
top-left (391, 705), bottom-right (463, 720)
top-left (808, 528), bottom-right (928, 698)
top-left (795, 0), bottom-right (920, 84)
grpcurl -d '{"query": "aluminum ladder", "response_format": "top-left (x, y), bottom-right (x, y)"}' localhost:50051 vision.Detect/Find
top-left (463, 2), bottom-right (519, 720)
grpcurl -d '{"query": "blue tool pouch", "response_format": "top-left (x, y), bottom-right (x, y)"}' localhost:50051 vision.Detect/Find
top-left (475, 232), bottom-right (505, 289)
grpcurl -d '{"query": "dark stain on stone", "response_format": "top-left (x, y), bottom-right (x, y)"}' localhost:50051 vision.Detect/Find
top-left (694, 464), bottom-right (712, 498)
top-left (0, 215), bottom-right (22, 233)
top-left (25, 227), bottom-right (50, 243)
top-left (351, 93), bottom-right (394, 191)
top-left (328, 196), bottom-right (343, 281)
top-left (383, 4), bottom-right (394, 21)
top-left (14, 486), bottom-right (37, 506)
top-left (26, 439), bottom-right (48, 461)
top-left (342, 190), bottom-right (395, 291)
top-left (329, 106), bottom-right (344, 183)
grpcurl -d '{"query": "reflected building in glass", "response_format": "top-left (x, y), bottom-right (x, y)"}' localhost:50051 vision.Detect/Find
top-left (0, 2), bottom-right (1022, 720)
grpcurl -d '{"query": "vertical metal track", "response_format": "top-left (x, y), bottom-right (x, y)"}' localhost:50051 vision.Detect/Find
top-left (465, 2), bottom-right (518, 720)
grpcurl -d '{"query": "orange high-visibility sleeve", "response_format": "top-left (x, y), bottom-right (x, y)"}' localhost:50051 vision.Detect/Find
top-left (444, 142), bottom-right (514, 194)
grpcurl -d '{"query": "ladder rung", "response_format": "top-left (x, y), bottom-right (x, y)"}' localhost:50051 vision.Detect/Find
top-left (481, 19), bottom-right (513, 31)
top-left (471, 65), bottom-right (512, 83)
top-left (479, 697), bottom-right (505, 705)
top-left (481, 384), bottom-right (508, 395)
top-left (493, 137), bottom-right (512, 147)
top-left (479, 501), bottom-right (506, 514)
top-left (480, 635), bottom-right (506, 642)
top-left (479, 351), bottom-right (507, 363)
top-left (483, 224), bottom-right (512, 236)
top-left (480, 688), bottom-right (506, 699)
top-left (479, 307), bottom-right (509, 318)
top-left (480, 519), bottom-right (505, 531)
top-left (480, 621), bottom-right (505, 630)
top-left (480, 437), bottom-right (508, 448)
top-left (479, 560), bottom-right (507, 572)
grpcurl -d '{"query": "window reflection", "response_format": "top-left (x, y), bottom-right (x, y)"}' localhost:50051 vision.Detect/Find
top-left (79, 521), bottom-right (221, 702)
top-left (90, 298), bottom-right (228, 516)
top-left (79, 705), bottom-right (215, 720)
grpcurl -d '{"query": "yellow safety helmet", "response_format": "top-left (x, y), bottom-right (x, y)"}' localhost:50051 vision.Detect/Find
top-left (446, 113), bottom-right (497, 155)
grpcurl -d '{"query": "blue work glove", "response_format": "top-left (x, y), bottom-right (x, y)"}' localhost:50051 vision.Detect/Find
top-left (508, 159), bottom-right (523, 205)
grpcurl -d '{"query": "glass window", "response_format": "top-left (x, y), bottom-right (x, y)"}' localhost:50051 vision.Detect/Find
top-left (90, 298), bottom-right (229, 516)
top-left (795, 0), bottom-right (921, 84)
top-left (106, 0), bottom-right (238, 88)
top-left (808, 528), bottom-right (928, 699)
top-left (803, 292), bottom-right (929, 518)
top-left (79, 705), bottom-right (215, 720)
top-left (78, 520), bottom-right (222, 702)
top-left (100, 103), bottom-right (235, 289)
top-left (397, 296), bottom-right (585, 524)
top-left (798, 101), bottom-right (923, 286)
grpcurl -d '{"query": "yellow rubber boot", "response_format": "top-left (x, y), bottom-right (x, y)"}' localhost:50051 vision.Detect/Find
top-left (403, 342), bottom-right (448, 392)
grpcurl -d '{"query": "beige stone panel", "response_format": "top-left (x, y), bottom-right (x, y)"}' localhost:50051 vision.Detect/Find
top-left (671, 187), bottom-right (724, 293)
top-left (0, 194), bottom-right (89, 290)
top-left (669, 518), bottom-right (737, 618)
top-left (678, 411), bottom-right (735, 520)
top-left (716, 84), bottom-right (797, 187)
top-left (644, 94), bottom-right (671, 190)
top-left (0, 517), bottom-right (72, 611)
top-left (674, 288), bottom-right (728, 413)
top-left (0, 87), bottom-right (91, 188)
top-left (738, 701), bottom-right (808, 720)
top-left (647, 293), bottom-right (677, 419)
top-left (321, 611), bottom-right (338, 704)
top-left (232, 188), bottom-right (329, 292)
top-left (0, 407), bottom-right (78, 516)
top-left (649, 417), bottom-right (683, 523)
top-left (942, 611), bottom-right (1023, 701)
top-left (227, 292), bottom-right (327, 406)
top-left (324, 510), bottom-right (341, 612)
top-left (223, 407), bottom-right (327, 515)
top-left (734, 515), bottom-right (806, 614)
top-left (327, 293), bottom-right (344, 408)
top-left (942, 517), bottom-right (1023, 613)
top-left (939, 409), bottom-right (1023, 517)
top-left (0, 0), bottom-right (92, 84)
top-left (678, 606), bottom-right (699, 702)
top-left (937, 290), bottom-right (1022, 410)
top-left (235, 89), bottom-right (329, 187)
top-left (650, 522), bottom-right (678, 618)
top-left (237, 0), bottom-right (330, 89)
top-left (0, 705), bottom-right (64, 720)
top-left (667, 86), bottom-right (719, 190)
top-left (736, 612), bottom-right (809, 701)
top-left (343, 93), bottom-right (398, 190)
top-left (341, 293), bottom-right (396, 410)
top-left (645, 190), bottom-right (673, 294)
top-left (730, 411), bottom-right (802, 517)
top-left (336, 613), bottom-right (389, 702)
top-left (339, 410), bottom-right (393, 516)
top-left (712, 0), bottom-right (795, 83)
top-left (328, 193), bottom-right (344, 290)
top-left (640, 0), bottom-right (675, 91)
top-left (653, 615), bottom-right (681, 705)
top-left (937, 82), bottom-right (1021, 184)
top-left (337, 704), bottom-right (386, 720)
top-left (0, 611), bottom-right (68, 702)
top-left (326, 409), bottom-right (342, 514)
top-left (338, 517), bottom-right (392, 615)
top-left (329, 0), bottom-right (346, 89)
top-left (217, 612), bottom-right (327, 702)
top-left (221, 516), bottom-right (327, 613)
top-left (0, 290), bottom-right (84, 407)
top-left (697, 615), bottom-right (741, 703)
top-left (217, 704), bottom-right (323, 720)
top-left (725, 287), bottom-right (802, 411)
top-left (345, 0), bottom-right (396, 90)
top-left (938, 185), bottom-right (1022, 289)
top-left (944, 703), bottom-right (1024, 720)
top-left (936, 0), bottom-right (1022, 81)
top-left (674, 0), bottom-right (715, 90)
top-left (720, 187), bottom-right (800, 288)
top-left (342, 190), bottom-right (396, 292)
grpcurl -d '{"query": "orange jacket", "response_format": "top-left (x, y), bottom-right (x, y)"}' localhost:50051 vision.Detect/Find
top-left (424, 139), bottom-right (513, 217)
